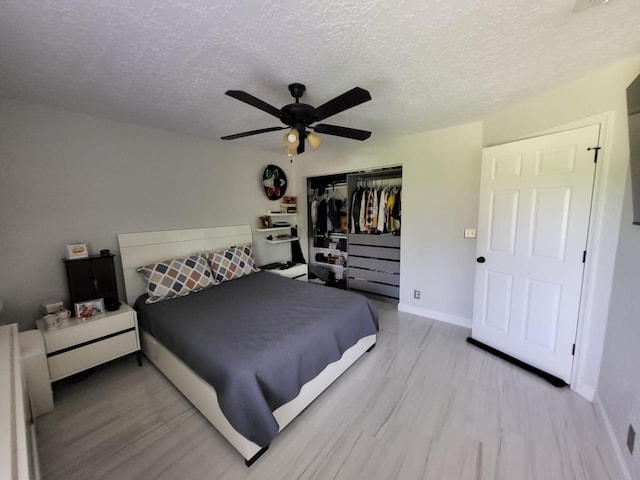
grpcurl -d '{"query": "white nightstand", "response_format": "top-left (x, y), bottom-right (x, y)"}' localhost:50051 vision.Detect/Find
top-left (36, 304), bottom-right (140, 382)
top-left (263, 263), bottom-right (308, 282)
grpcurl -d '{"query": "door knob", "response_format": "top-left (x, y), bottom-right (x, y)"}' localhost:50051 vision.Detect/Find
top-left (476, 256), bottom-right (486, 263)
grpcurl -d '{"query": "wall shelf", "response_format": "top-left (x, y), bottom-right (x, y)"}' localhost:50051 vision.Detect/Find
top-left (256, 227), bottom-right (292, 232)
top-left (265, 237), bottom-right (299, 244)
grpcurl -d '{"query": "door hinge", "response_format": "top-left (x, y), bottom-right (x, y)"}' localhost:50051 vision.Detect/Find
top-left (572, 343), bottom-right (576, 356)
top-left (582, 250), bottom-right (587, 263)
top-left (587, 146), bottom-right (601, 163)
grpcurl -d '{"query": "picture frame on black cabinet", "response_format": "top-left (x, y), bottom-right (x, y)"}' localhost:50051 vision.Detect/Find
top-left (65, 243), bottom-right (89, 259)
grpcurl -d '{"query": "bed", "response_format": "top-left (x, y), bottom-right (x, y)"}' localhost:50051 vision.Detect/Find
top-left (117, 225), bottom-right (378, 465)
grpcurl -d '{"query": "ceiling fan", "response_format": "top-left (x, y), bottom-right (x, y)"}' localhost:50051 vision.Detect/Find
top-left (221, 83), bottom-right (372, 155)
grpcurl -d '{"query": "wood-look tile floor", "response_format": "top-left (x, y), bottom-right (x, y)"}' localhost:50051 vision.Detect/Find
top-left (37, 302), bottom-right (623, 479)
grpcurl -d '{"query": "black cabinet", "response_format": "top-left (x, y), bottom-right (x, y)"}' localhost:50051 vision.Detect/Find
top-left (63, 254), bottom-right (120, 310)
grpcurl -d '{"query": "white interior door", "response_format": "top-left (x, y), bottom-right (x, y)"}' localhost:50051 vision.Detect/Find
top-left (471, 124), bottom-right (600, 383)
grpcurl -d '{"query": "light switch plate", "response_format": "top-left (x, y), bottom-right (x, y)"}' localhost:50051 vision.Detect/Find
top-left (464, 228), bottom-right (477, 239)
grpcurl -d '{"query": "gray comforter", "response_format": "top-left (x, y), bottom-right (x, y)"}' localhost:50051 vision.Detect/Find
top-left (135, 271), bottom-right (378, 447)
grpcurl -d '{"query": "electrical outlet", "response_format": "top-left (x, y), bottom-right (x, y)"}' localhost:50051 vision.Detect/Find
top-left (413, 289), bottom-right (421, 300)
top-left (464, 228), bottom-right (477, 239)
top-left (628, 424), bottom-right (635, 455)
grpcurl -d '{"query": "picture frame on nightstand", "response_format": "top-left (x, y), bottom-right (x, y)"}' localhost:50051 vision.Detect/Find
top-left (74, 298), bottom-right (105, 319)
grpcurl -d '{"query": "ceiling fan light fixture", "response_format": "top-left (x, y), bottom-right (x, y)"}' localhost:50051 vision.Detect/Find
top-left (306, 131), bottom-right (322, 150)
top-left (283, 128), bottom-right (300, 149)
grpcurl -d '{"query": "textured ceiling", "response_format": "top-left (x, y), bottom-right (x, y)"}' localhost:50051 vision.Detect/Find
top-left (1, 0), bottom-right (639, 153)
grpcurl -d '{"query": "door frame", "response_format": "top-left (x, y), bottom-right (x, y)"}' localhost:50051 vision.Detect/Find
top-left (502, 112), bottom-right (618, 401)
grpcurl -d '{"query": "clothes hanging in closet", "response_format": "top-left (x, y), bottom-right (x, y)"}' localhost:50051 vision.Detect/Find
top-left (315, 199), bottom-right (328, 246)
top-left (350, 185), bottom-right (401, 235)
top-left (311, 188), bottom-right (346, 247)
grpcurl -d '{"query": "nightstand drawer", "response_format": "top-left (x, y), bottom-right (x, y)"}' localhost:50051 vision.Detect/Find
top-left (48, 330), bottom-right (138, 381)
top-left (43, 311), bottom-right (135, 353)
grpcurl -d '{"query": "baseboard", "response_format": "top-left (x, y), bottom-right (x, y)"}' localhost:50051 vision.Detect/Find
top-left (397, 304), bottom-right (472, 328)
top-left (593, 392), bottom-right (633, 480)
top-left (573, 379), bottom-right (595, 402)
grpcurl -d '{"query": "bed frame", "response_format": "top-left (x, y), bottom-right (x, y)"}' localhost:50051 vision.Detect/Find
top-left (117, 225), bottom-right (376, 465)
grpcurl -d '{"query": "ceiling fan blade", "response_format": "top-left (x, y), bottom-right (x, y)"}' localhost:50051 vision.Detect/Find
top-left (312, 124), bottom-right (372, 141)
top-left (221, 126), bottom-right (287, 140)
top-left (314, 87), bottom-right (371, 122)
top-left (225, 90), bottom-right (287, 121)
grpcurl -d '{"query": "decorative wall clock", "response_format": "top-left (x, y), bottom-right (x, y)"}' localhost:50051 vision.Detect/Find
top-left (262, 164), bottom-right (287, 200)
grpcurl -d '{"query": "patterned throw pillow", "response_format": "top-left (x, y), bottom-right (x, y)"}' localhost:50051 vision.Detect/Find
top-left (206, 243), bottom-right (259, 284)
top-left (136, 254), bottom-right (214, 304)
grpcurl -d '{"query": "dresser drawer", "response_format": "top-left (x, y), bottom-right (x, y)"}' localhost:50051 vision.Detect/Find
top-left (43, 310), bottom-right (135, 354)
top-left (48, 330), bottom-right (139, 381)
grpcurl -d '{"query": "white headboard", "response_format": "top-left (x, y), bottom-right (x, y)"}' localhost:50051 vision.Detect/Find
top-left (117, 224), bottom-right (253, 306)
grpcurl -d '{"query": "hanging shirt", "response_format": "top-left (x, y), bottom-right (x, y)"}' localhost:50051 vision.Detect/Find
top-left (362, 189), bottom-right (374, 233)
top-left (311, 198), bottom-right (318, 226)
top-left (387, 190), bottom-right (396, 232)
top-left (371, 187), bottom-right (379, 231)
top-left (351, 187), bottom-right (363, 233)
top-left (359, 189), bottom-right (367, 233)
top-left (315, 199), bottom-right (328, 247)
top-left (328, 198), bottom-right (341, 233)
top-left (377, 188), bottom-right (388, 233)
top-left (391, 188), bottom-right (401, 233)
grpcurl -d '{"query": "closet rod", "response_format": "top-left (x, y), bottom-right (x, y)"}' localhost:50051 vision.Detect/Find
top-left (356, 177), bottom-right (402, 188)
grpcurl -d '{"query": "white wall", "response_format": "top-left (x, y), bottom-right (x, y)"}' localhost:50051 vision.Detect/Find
top-left (295, 122), bottom-right (483, 326)
top-left (598, 174), bottom-right (640, 480)
top-left (0, 98), bottom-right (295, 330)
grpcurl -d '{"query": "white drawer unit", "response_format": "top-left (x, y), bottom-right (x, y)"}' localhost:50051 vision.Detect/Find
top-left (37, 304), bottom-right (140, 382)
top-left (264, 263), bottom-right (308, 282)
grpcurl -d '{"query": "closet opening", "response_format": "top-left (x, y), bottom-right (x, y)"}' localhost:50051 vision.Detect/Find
top-left (307, 166), bottom-right (402, 303)
top-left (307, 174), bottom-right (349, 289)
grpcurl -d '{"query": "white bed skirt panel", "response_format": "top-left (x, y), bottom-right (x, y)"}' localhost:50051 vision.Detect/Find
top-left (141, 329), bottom-right (376, 461)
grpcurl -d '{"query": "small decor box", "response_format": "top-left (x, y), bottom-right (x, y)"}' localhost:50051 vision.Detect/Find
top-left (258, 215), bottom-right (272, 229)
